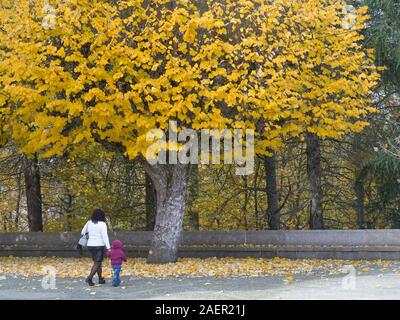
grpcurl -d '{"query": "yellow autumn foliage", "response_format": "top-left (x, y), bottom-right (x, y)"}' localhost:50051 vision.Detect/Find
top-left (0, 0), bottom-right (379, 159)
top-left (0, 256), bottom-right (390, 279)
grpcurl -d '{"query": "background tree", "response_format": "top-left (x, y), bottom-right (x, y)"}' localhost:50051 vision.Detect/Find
top-left (22, 154), bottom-right (43, 231)
top-left (264, 153), bottom-right (280, 229)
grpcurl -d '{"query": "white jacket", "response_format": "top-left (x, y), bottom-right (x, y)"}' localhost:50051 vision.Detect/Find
top-left (81, 220), bottom-right (111, 249)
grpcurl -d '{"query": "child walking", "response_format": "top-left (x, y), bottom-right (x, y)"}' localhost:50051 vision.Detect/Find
top-left (106, 239), bottom-right (127, 287)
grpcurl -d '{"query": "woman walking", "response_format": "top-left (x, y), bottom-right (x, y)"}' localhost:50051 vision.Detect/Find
top-left (81, 208), bottom-right (111, 286)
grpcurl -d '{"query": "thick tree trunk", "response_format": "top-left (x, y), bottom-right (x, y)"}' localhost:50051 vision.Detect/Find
top-left (354, 175), bottom-right (365, 229)
top-left (264, 153), bottom-right (280, 229)
top-left (145, 172), bottom-right (157, 231)
top-left (305, 132), bottom-right (324, 229)
top-left (144, 162), bottom-right (189, 264)
top-left (22, 154), bottom-right (43, 232)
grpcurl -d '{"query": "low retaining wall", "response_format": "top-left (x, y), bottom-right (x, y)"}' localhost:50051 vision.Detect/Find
top-left (1, 230), bottom-right (400, 260)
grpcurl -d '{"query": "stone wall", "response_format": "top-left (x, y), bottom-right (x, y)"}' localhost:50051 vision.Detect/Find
top-left (1, 230), bottom-right (400, 259)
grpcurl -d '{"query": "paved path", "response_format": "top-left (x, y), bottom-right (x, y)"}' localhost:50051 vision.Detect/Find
top-left (1, 267), bottom-right (400, 299)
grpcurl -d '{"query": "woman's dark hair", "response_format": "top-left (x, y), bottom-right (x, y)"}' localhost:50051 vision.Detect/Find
top-left (91, 209), bottom-right (106, 224)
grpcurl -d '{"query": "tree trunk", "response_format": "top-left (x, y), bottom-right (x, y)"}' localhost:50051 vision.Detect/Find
top-left (264, 153), bottom-right (280, 229)
top-left (305, 132), bottom-right (324, 229)
top-left (15, 170), bottom-right (22, 228)
top-left (64, 193), bottom-right (74, 232)
top-left (352, 134), bottom-right (366, 229)
top-left (354, 175), bottom-right (365, 229)
top-left (145, 172), bottom-right (157, 231)
top-left (189, 211), bottom-right (200, 231)
top-left (144, 162), bottom-right (189, 264)
top-left (253, 160), bottom-right (260, 230)
top-left (187, 165), bottom-right (200, 231)
top-left (22, 154), bottom-right (43, 232)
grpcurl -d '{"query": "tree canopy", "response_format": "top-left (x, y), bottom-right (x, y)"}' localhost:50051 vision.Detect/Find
top-left (0, 0), bottom-right (379, 159)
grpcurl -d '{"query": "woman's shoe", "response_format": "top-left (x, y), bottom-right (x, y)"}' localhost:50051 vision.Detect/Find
top-left (98, 277), bottom-right (106, 285)
top-left (85, 278), bottom-right (95, 286)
